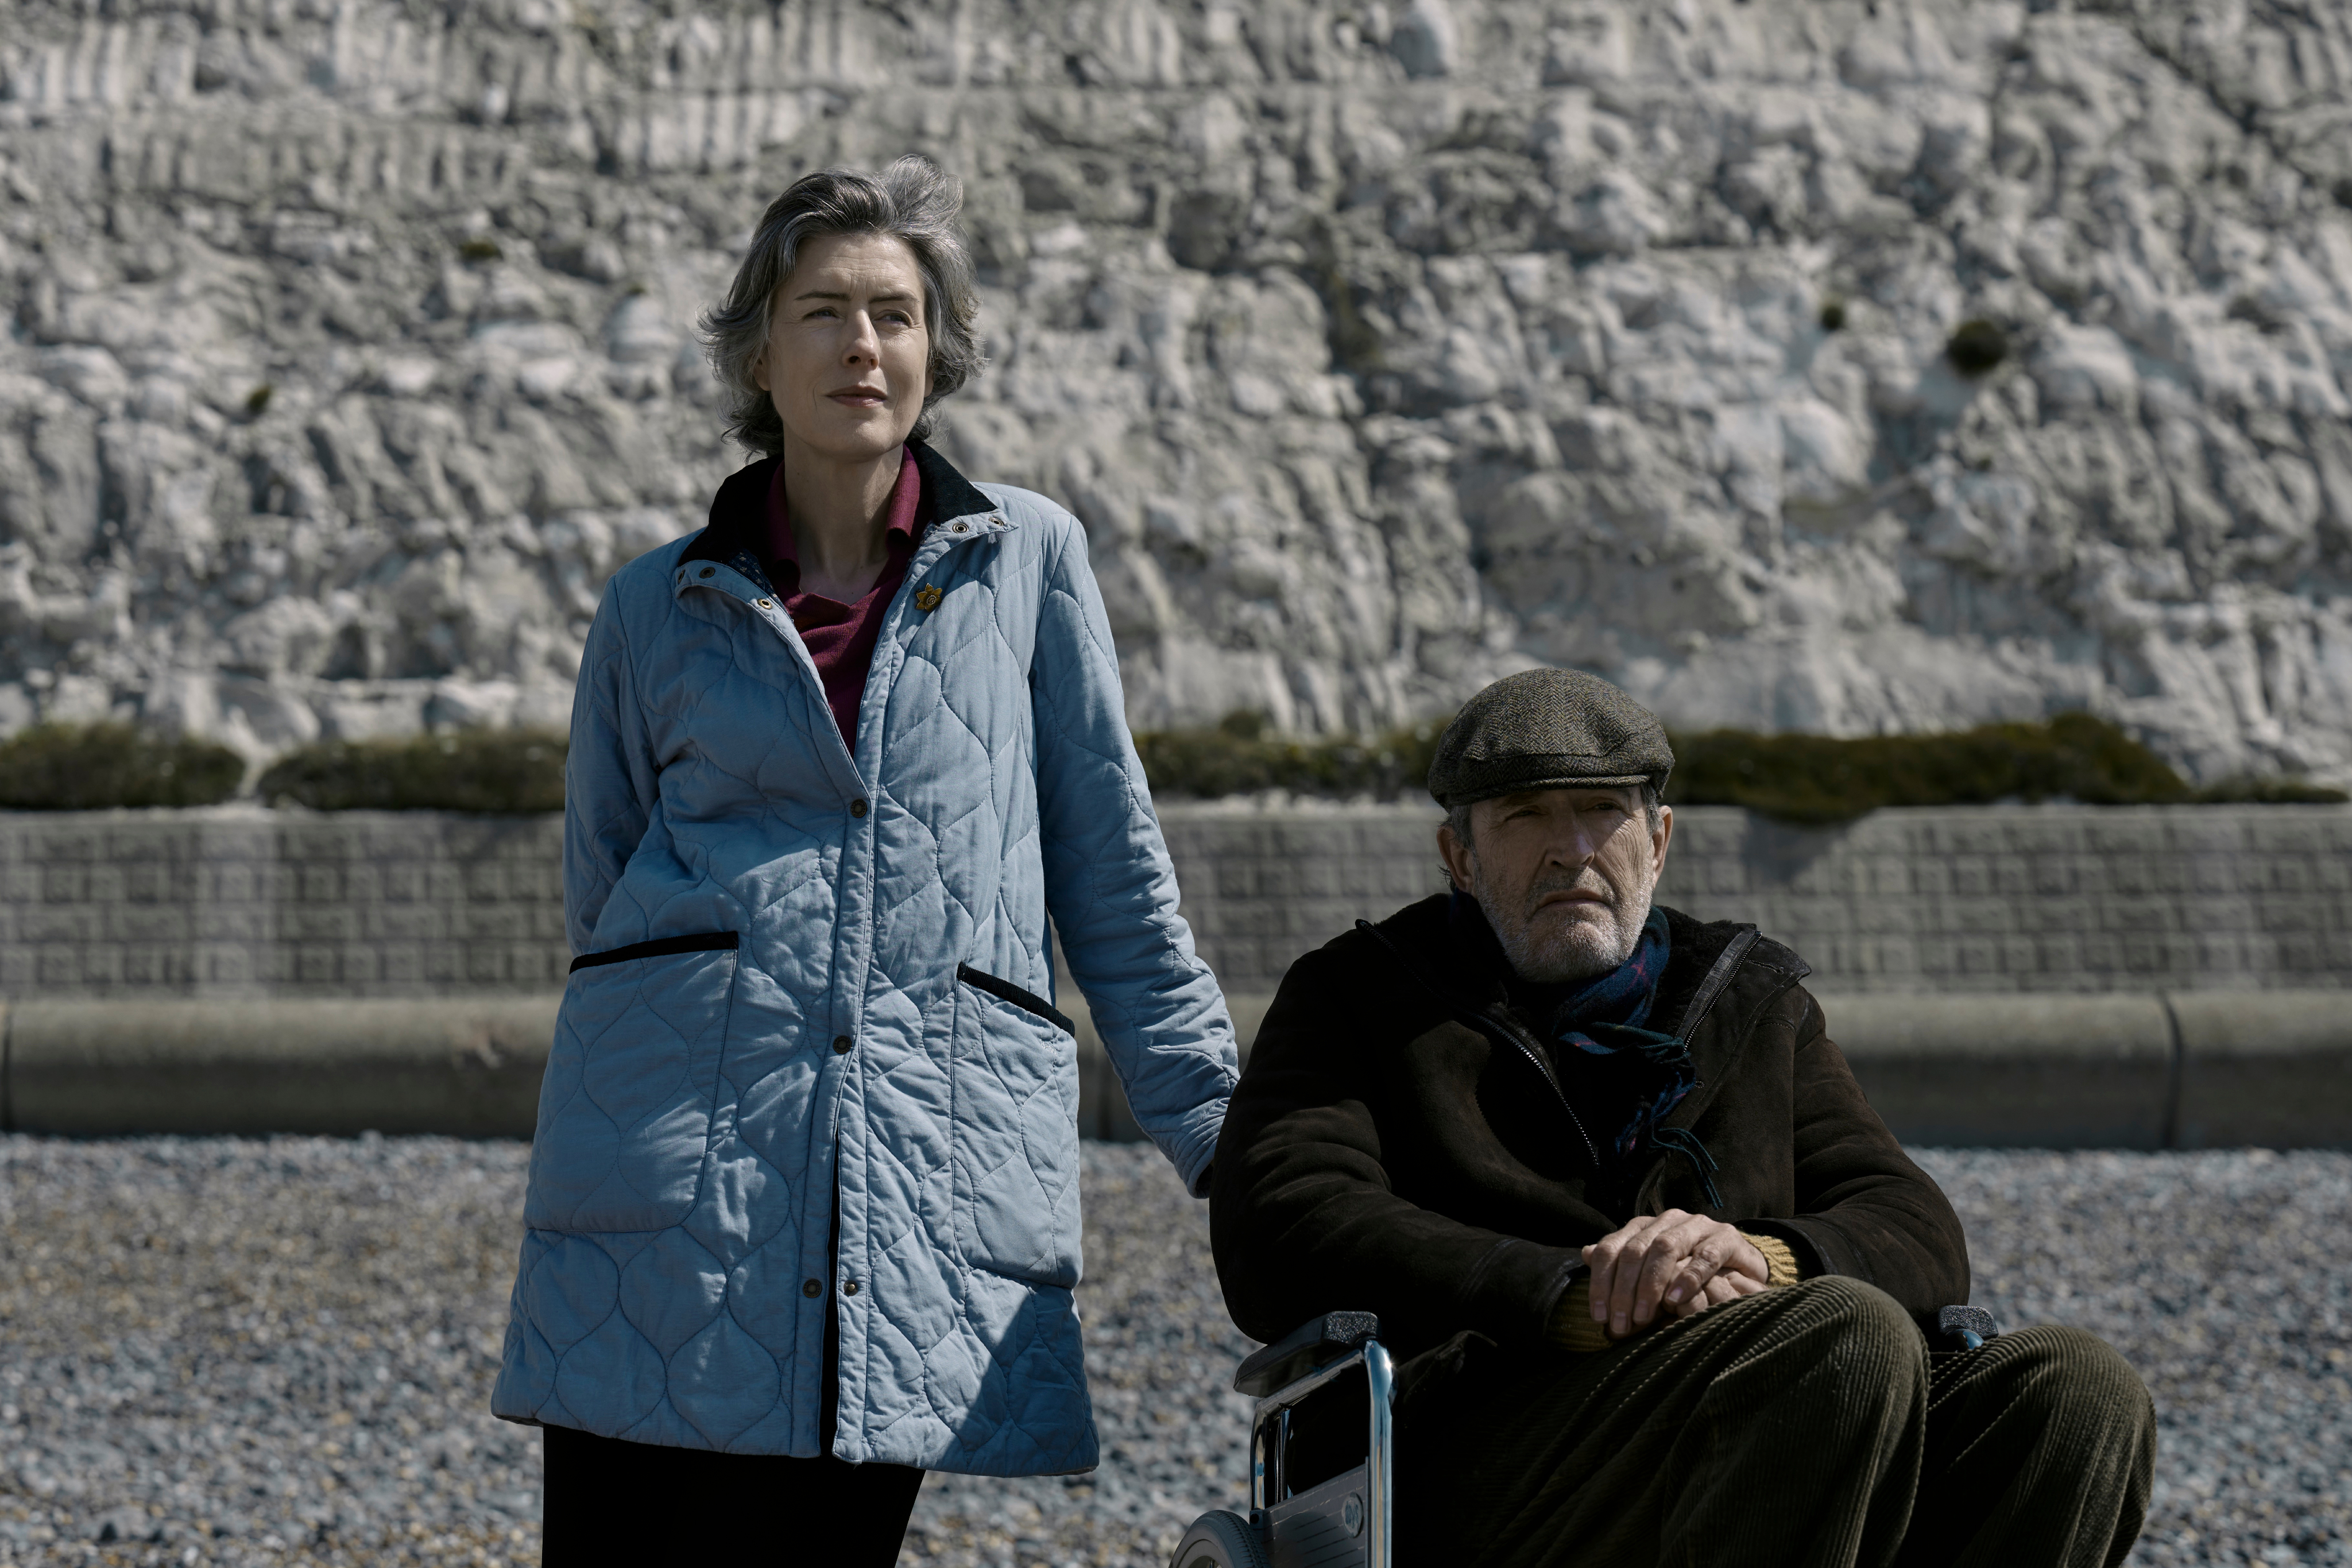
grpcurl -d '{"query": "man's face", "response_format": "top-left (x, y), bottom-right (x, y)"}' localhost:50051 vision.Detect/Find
top-left (753, 231), bottom-right (932, 466)
top-left (1437, 785), bottom-right (1673, 985)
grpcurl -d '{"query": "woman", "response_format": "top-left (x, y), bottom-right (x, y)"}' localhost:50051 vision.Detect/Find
top-left (493, 157), bottom-right (1237, 1563)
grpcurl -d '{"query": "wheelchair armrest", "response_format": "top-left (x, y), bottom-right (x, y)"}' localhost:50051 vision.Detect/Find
top-left (1932, 1304), bottom-right (1998, 1352)
top-left (1233, 1311), bottom-right (1382, 1398)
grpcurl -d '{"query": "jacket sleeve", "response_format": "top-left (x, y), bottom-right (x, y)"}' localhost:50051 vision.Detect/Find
top-left (562, 578), bottom-right (660, 956)
top-left (1030, 513), bottom-right (1236, 1197)
top-left (1751, 989), bottom-right (1972, 1315)
top-left (1210, 945), bottom-right (1587, 1354)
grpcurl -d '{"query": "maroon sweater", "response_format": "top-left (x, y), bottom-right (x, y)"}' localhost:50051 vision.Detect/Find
top-left (760, 447), bottom-right (925, 752)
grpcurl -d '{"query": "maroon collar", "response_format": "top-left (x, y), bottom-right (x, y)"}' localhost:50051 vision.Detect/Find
top-left (761, 447), bottom-right (924, 595)
top-left (681, 439), bottom-right (997, 595)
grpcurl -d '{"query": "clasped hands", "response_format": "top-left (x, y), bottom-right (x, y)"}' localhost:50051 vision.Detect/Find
top-left (1579, 1209), bottom-right (1771, 1341)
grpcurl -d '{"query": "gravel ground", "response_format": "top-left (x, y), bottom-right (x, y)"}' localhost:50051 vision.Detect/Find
top-left (2, 1137), bottom-right (2345, 1566)
top-left (1912, 1149), bottom-right (2352, 1568)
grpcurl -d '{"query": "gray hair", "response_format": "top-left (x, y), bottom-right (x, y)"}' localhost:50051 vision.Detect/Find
top-left (700, 157), bottom-right (984, 454)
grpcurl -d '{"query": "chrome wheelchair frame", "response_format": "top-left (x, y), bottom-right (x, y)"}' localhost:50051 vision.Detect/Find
top-left (1165, 1302), bottom-right (1999, 1568)
top-left (1167, 1311), bottom-right (1395, 1568)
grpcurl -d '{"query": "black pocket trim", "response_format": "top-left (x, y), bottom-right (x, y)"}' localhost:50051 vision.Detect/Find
top-left (570, 931), bottom-right (740, 973)
top-left (956, 964), bottom-right (1075, 1033)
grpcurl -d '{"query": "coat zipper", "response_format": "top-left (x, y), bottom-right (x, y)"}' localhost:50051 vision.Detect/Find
top-left (1354, 920), bottom-right (1601, 1174)
top-left (1476, 1001), bottom-right (1603, 1174)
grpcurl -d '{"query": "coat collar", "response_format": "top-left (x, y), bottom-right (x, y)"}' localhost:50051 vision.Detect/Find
top-left (1368, 892), bottom-right (1810, 1202)
top-left (1373, 893), bottom-right (1806, 1051)
top-left (680, 439), bottom-right (1004, 586)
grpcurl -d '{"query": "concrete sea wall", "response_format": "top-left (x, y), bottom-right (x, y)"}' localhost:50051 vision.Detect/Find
top-left (0, 807), bottom-right (566, 997)
top-left (7, 802), bottom-right (2345, 1001)
top-left (1169, 801), bottom-right (2352, 996)
top-left (15, 988), bottom-right (2342, 1151)
top-left (3, 802), bottom-right (2348, 1145)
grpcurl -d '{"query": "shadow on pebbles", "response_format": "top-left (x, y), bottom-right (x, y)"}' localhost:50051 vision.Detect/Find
top-left (1, 1137), bottom-right (2343, 1566)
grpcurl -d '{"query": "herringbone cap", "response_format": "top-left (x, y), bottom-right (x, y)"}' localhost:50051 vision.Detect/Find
top-left (1426, 667), bottom-right (1674, 807)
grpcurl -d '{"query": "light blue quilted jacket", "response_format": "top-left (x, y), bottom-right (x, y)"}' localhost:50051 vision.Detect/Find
top-left (491, 444), bottom-right (1236, 1475)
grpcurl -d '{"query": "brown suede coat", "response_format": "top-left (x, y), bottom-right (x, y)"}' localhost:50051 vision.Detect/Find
top-left (1209, 895), bottom-right (1970, 1361)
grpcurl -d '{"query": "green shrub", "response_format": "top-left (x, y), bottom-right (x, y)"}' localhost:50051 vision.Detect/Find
top-left (17, 711), bottom-right (2330, 819)
top-left (1136, 709), bottom-right (2346, 820)
top-left (258, 730), bottom-right (567, 812)
top-left (0, 722), bottom-right (245, 810)
top-left (1135, 711), bottom-right (1448, 801)
top-left (1670, 713), bottom-right (2209, 823)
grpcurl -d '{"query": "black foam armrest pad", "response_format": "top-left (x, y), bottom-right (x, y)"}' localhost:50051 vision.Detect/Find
top-left (1233, 1311), bottom-right (1382, 1397)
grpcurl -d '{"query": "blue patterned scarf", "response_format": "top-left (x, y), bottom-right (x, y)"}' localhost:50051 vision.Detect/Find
top-left (1446, 892), bottom-right (1722, 1204)
top-left (1542, 907), bottom-right (1696, 1162)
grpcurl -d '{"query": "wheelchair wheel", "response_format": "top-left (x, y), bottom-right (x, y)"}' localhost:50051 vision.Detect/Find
top-left (1167, 1509), bottom-right (1271, 1568)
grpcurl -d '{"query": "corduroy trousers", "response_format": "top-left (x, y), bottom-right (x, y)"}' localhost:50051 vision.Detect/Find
top-left (1398, 1275), bottom-right (2154, 1568)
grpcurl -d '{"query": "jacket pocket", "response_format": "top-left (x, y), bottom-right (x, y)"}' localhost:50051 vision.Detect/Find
top-left (570, 930), bottom-right (739, 972)
top-left (950, 968), bottom-right (1082, 1287)
top-left (524, 935), bottom-right (739, 1234)
top-left (955, 963), bottom-right (1074, 1032)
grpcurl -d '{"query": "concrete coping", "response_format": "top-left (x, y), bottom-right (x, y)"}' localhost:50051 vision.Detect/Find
top-left (2, 990), bottom-right (2346, 1150)
top-left (1076, 989), bottom-right (2351, 1152)
top-left (1, 997), bottom-right (559, 1139)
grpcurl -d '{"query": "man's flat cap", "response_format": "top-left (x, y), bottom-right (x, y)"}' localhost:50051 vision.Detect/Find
top-left (1427, 668), bottom-right (1674, 807)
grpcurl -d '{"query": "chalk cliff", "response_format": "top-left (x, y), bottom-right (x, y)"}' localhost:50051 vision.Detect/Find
top-left (4, 0), bottom-right (2350, 782)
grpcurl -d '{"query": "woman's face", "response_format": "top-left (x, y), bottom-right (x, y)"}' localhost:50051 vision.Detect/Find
top-left (754, 231), bottom-right (932, 465)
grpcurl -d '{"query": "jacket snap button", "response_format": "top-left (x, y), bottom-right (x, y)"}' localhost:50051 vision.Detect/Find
top-left (802, 1279), bottom-right (822, 1298)
top-left (842, 1281), bottom-right (860, 1296)
top-left (849, 797), bottom-right (868, 818)
top-left (698, 566), bottom-right (715, 579)
top-left (833, 1036), bottom-right (852, 1055)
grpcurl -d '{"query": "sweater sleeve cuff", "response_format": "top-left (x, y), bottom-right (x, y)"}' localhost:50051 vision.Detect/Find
top-left (1740, 1217), bottom-right (1841, 1280)
top-left (1742, 1232), bottom-right (1805, 1288)
top-left (1544, 1280), bottom-right (1612, 1353)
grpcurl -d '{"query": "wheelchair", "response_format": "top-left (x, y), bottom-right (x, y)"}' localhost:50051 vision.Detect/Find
top-left (1166, 1303), bottom-right (2000, 1568)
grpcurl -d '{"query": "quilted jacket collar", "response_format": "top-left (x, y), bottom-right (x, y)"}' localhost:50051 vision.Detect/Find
top-left (681, 439), bottom-right (1001, 583)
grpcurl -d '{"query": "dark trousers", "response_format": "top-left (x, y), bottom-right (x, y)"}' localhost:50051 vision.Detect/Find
top-left (540, 1424), bottom-right (923, 1566)
top-left (1399, 1276), bottom-right (2155, 1568)
top-left (540, 1181), bottom-right (923, 1565)
top-left (541, 1214), bottom-right (923, 1568)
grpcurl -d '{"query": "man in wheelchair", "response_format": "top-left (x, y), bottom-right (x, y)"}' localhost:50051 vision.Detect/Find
top-left (1209, 669), bottom-right (2156, 1567)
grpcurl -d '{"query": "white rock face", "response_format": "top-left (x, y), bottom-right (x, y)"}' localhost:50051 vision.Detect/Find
top-left (4, 0), bottom-right (2350, 781)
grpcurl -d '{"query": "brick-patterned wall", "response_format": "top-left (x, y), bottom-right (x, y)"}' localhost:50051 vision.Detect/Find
top-left (1155, 806), bottom-right (1450, 997)
top-left (1659, 804), bottom-right (2352, 994)
top-left (0, 808), bottom-right (567, 997)
top-left (3, 803), bottom-right (2347, 999)
top-left (1158, 802), bottom-right (2352, 995)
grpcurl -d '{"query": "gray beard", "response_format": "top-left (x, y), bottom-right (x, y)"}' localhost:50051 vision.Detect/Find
top-left (1472, 868), bottom-right (1657, 986)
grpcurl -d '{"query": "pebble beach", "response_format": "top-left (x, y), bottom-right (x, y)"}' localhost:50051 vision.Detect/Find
top-left (2, 1137), bottom-right (2344, 1566)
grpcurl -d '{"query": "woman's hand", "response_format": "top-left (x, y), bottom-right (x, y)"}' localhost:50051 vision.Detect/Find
top-left (1583, 1209), bottom-right (1771, 1339)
